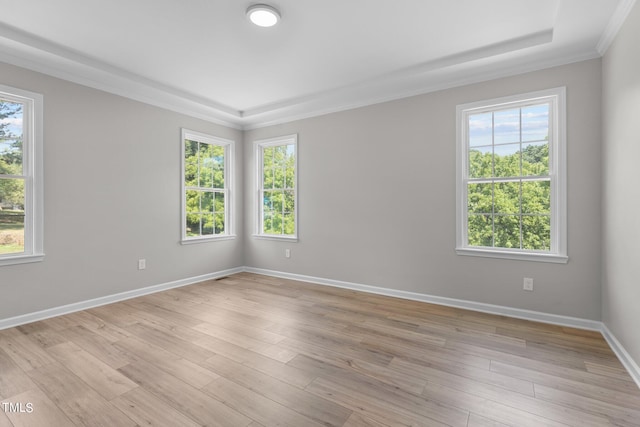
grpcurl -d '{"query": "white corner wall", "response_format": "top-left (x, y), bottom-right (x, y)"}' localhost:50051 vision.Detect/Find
top-left (602, 1), bottom-right (640, 371)
top-left (244, 59), bottom-right (603, 321)
top-left (0, 62), bottom-right (244, 320)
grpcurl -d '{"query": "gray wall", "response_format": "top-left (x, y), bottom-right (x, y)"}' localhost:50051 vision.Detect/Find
top-left (0, 62), bottom-right (244, 319)
top-left (602, 3), bottom-right (640, 365)
top-left (0, 56), bottom-right (606, 323)
top-left (244, 59), bottom-right (603, 320)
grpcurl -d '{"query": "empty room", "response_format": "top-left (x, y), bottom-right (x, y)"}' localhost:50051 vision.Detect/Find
top-left (1, 1), bottom-right (639, 426)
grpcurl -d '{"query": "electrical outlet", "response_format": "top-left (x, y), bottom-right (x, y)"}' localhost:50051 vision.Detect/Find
top-left (285, 249), bottom-right (291, 258)
top-left (523, 277), bottom-right (533, 291)
top-left (138, 259), bottom-right (146, 270)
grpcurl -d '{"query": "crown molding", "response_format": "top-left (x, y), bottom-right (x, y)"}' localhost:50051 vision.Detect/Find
top-left (242, 49), bottom-right (600, 130)
top-left (597, 0), bottom-right (637, 55)
top-left (242, 30), bottom-right (553, 121)
top-left (0, 20), bottom-right (602, 131)
top-left (0, 22), bottom-right (244, 129)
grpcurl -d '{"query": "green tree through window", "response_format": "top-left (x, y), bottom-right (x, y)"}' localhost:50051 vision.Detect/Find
top-left (181, 129), bottom-right (233, 242)
top-left (0, 99), bottom-right (25, 255)
top-left (256, 135), bottom-right (297, 238)
top-left (456, 88), bottom-right (567, 262)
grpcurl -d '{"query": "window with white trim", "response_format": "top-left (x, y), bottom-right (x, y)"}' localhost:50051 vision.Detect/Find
top-left (456, 87), bottom-right (567, 263)
top-left (0, 85), bottom-right (44, 266)
top-left (255, 134), bottom-right (297, 239)
top-left (181, 129), bottom-right (234, 243)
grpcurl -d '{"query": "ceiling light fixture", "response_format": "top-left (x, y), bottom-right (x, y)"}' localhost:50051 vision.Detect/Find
top-left (247, 4), bottom-right (280, 27)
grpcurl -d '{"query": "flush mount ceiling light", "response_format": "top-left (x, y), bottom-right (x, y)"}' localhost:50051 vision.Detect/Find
top-left (247, 4), bottom-right (280, 27)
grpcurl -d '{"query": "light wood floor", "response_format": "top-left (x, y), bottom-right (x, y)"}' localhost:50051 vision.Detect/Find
top-left (1, 273), bottom-right (639, 427)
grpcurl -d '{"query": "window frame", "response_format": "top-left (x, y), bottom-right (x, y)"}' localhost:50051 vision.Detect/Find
top-left (455, 87), bottom-right (567, 263)
top-left (254, 134), bottom-right (298, 241)
top-left (180, 128), bottom-right (235, 244)
top-left (0, 85), bottom-right (44, 267)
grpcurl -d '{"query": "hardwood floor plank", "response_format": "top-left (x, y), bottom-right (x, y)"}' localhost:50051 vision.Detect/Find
top-left (57, 325), bottom-right (131, 369)
top-left (291, 354), bottom-right (470, 427)
top-left (490, 360), bottom-right (640, 408)
top-left (46, 341), bottom-right (138, 400)
top-left (258, 343), bottom-right (299, 363)
top-left (282, 341), bottom-right (427, 394)
top-left (357, 333), bottom-right (489, 370)
top-left (202, 353), bottom-right (352, 427)
top-left (421, 380), bottom-right (614, 427)
top-left (0, 349), bottom-right (38, 400)
top-left (0, 331), bottom-right (57, 372)
top-left (26, 362), bottom-right (136, 427)
top-left (533, 383), bottom-right (640, 426)
top-left (113, 336), bottom-right (219, 389)
top-left (342, 412), bottom-right (391, 427)
top-left (15, 322), bottom-right (67, 349)
top-left (420, 382), bottom-right (569, 427)
top-left (195, 335), bottom-right (317, 389)
top-left (584, 360), bottom-right (637, 382)
top-left (306, 376), bottom-right (455, 427)
top-left (122, 299), bottom-right (204, 329)
top-left (47, 310), bottom-right (131, 342)
top-left (466, 413), bottom-right (511, 427)
top-left (0, 412), bottom-right (12, 427)
top-left (449, 339), bottom-right (639, 386)
top-left (125, 321), bottom-right (214, 363)
top-left (193, 321), bottom-right (277, 351)
top-left (389, 356), bottom-right (535, 397)
top-left (279, 334), bottom-right (396, 368)
top-left (203, 376), bottom-right (327, 427)
top-left (118, 361), bottom-right (252, 427)
top-left (110, 387), bottom-right (202, 427)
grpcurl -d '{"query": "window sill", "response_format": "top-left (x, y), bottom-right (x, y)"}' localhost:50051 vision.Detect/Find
top-left (181, 235), bottom-right (236, 245)
top-left (253, 234), bottom-right (298, 242)
top-left (456, 247), bottom-right (568, 264)
top-left (0, 253), bottom-right (45, 267)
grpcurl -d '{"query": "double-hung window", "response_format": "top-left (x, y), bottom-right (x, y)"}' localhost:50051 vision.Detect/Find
top-left (0, 85), bottom-right (44, 266)
top-left (255, 134), bottom-right (297, 240)
top-left (181, 129), bottom-right (234, 243)
top-left (456, 87), bottom-right (567, 263)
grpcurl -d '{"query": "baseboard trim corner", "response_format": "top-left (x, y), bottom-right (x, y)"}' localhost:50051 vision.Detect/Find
top-left (601, 323), bottom-right (640, 390)
top-left (0, 266), bottom-right (244, 331)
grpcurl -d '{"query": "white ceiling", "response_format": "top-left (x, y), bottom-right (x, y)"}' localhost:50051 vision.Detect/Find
top-left (0, 0), bottom-right (633, 129)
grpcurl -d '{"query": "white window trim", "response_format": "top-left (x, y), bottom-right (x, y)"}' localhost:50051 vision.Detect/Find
top-left (455, 87), bottom-right (567, 264)
top-left (0, 85), bottom-right (44, 267)
top-left (180, 128), bottom-right (235, 244)
top-left (254, 134), bottom-right (298, 241)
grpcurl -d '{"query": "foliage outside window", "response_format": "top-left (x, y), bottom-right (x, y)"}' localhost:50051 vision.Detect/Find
top-left (255, 135), bottom-right (297, 239)
top-left (0, 85), bottom-right (44, 266)
top-left (456, 88), bottom-right (567, 263)
top-left (181, 129), bottom-right (234, 243)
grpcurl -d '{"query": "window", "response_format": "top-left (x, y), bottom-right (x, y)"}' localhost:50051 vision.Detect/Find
top-left (255, 134), bottom-right (297, 240)
top-left (456, 87), bottom-right (567, 263)
top-left (0, 85), bottom-right (44, 266)
top-left (181, 129), bottom-right (234, 243)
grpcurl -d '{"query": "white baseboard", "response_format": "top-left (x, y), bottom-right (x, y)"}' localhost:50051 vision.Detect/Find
top-left (601, 324), bottom-right (640, 389)
top-left (243, 267), bottom-right (602, 331)
top-left (0, 266), bottom-right (244, 331)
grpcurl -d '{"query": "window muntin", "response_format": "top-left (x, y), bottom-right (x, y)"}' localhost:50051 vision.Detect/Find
top-left (456, 88), bottom-right (567, 263)
top-left (181, 129), bottom-right (234, 242)
top-left (0, 85), bottom-right (44, 266)
top-left (255, 135), bottom-right (297, 239)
